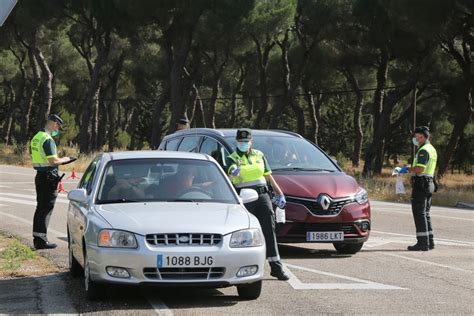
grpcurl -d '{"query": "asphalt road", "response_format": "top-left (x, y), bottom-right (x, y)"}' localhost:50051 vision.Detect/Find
top-left (0, 164), bottom-right (473, 315)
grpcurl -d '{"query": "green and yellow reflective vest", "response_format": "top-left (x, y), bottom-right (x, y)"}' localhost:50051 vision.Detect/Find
top-left (30, 130), bottom-right (56, 170)
top-left (227, 149), bottom-right (271, 188)
top-left (412, 142), bottom-right (437, 176)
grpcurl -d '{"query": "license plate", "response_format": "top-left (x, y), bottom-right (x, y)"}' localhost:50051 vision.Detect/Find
top-left (157, 255), bottom-right (215, 268)
top-left (306, 231), bottom-right (344, 241)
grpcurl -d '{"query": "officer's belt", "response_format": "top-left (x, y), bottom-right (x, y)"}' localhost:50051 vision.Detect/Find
top-left (413, 174), bottom-right (434, 178)
top-left (238, 185), bottom-right (268, 195)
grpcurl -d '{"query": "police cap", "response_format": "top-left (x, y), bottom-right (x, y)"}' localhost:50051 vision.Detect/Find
top-left (414, 126), bottom-right (430, 138)
top-left (236, 128), bottom-right (252, 141)
top-left (177, 117), bottom-right (189, 125)
top-left (48, 114), bottom-right (64, 127)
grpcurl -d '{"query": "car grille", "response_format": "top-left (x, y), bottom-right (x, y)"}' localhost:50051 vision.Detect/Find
top-left (286, 196), bottom-right (355, 216)
top-left (143, 267), bottom-right (225, 280)
top-left (287, 223), bottom-right (359, 236)
top-left (146, 233), bottom-right (222, 246)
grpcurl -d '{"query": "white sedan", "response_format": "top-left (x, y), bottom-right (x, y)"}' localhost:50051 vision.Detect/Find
top-left (67, 151), bottom-right (266, 300)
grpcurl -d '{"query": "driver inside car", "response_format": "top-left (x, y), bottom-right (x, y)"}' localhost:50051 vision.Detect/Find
top-left (271, 142), bottom-right (297, 166)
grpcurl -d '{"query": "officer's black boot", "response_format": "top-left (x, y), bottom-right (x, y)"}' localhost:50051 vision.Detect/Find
top-left (429, 239), bottom-right (435, 250)
top-left (407, 243), bottom-right (429, 251)
top-left (33, 237), bottom-right (57, 250)
top-left (269, 261), bottom-right (290, 281)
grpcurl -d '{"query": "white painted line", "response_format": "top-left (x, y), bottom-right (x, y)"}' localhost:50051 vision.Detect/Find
top-left (371, 201), bottom-right (473, 213)
top-left (0, 192), bottom-right (70, 204)
top-left (0, 210), bottom-right (66, 238)
top-left (0, 181), bottom-right (79, 184)
top-left (383, 253), bottom-right (472, 274)
top-left (375, 209), bottom-right (474, 221)
top-left (372, 230), bottom-right (474, 246)
top-left (0, 171), bottom-right (33, 176)
top-left (146, 296), bottom-right (174, 316)
top-left (285, 263), bottom-right (405, 290)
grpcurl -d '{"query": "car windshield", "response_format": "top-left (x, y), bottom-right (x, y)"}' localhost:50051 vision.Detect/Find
top-left (96, 158), bottom-right (238, 204)
top-left (225, 135), bottom-right (339, 172)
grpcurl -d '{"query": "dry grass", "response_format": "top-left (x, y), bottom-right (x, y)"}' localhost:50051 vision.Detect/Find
top-left (0, 233), bottom-right (59, 278)
top-left (343, 163), bottom-right (474, 207)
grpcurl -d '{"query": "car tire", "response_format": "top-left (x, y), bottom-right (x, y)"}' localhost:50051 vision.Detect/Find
top-left (333, 242), bottom-right (364, 254)
top-left (237, 280), bottom-right (262, 300)
top-left (68, 240), bottom-right (83, 278)
top-left (84, 252), bottom-right (105, 300)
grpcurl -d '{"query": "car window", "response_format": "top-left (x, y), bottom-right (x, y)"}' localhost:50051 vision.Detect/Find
top-left (177, 136), bottom-right (201, 152)
top-left (200, 137), bottom-right (225, 166)
top-left (96, 158), bottom-right (238, 204)
top-left (166, 137), bottom-right (181, 151)
top-left (79, 157), bottom-right (100, 195)
top-left (225, 135), bottom-right (338, 172)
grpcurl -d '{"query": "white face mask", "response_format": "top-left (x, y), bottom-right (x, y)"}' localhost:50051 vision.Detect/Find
top-left (412, 137), bottom-right (419, 146)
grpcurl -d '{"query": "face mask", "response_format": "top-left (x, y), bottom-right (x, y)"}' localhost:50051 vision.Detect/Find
top-left (412, 137), bottom-right (419, 146)
top-left (52, 130), bottom-right (60, 137)
top-left (237, 141), bottom-right (250, 152)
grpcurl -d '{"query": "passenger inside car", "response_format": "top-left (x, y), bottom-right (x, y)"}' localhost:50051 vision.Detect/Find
top-left (107, 165), bottom-right (148, 200)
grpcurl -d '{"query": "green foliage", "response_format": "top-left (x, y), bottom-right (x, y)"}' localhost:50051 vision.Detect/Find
top-left (1, 239), bottom-right (37, 270)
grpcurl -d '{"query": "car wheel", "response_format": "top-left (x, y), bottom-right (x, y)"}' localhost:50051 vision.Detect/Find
top-left (84, 252), bottom-right (104, 300)
top-left (237, 280), bottom-right (262, 300)
top-left (68, 240), bottom-right (82, 278)
top-left (333, 242), bottom-right (364, 254)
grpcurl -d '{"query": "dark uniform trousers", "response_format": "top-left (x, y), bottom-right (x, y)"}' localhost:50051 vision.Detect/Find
top-left (411, 176), bottom-right (435, 248)
top-left (243, 190), bottom-right (280, 263)
top-left (33, 170), bottom-right (59, 241)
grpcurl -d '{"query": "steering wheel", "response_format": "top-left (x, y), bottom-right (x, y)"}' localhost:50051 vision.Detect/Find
top-left (177, 186), bottom-right (212, 199)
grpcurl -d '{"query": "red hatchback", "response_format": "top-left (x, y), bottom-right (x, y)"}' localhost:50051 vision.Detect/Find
top-left (160, 129), bottom-right (371, 254)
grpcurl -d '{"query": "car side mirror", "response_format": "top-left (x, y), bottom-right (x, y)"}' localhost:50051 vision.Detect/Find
top-left (68, 188), bottom-right (88, 204)
top-left (239, 189), bottom-right (259, 204)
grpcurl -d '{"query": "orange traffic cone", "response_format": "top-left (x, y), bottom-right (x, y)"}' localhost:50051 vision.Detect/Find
top-left (57, 180), bottom-right (68, 193)
top-left (67, 168), bottom-right (79, 180)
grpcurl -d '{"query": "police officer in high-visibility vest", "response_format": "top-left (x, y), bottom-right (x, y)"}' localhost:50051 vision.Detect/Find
top-left (398, 126), bottom-right (437, 251)
top-left (226, 129), bottom-right (290, 280)
top-left (30, 114), bottom-right (76, 249)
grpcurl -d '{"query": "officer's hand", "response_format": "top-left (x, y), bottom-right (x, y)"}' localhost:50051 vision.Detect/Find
top-left (276, 195), bottom-right (286, 209)
top-left (230, 166), bottom-right (240, 177)
top-left (399, 166), bottom-right (409, 174)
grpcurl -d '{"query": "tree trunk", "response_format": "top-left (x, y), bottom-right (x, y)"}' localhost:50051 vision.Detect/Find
top-left (20, 47), bottom-right (41, 143)
top-left (206, 77), bottom-right (220, 129)
top-left (252, 36), bottom-right (274, 129)
top-left (305, 89), bottom-right (321, 145)
top-left (107, 53), bottom-right (125, 152)
top-left (150, 87), bottom-right (170, 149)
top-left (2, 81), bottom-right (15, 145)
top-left (33, 47), bottom-right (53, 130)
top-left (343, 69), bottom-right (364, 167)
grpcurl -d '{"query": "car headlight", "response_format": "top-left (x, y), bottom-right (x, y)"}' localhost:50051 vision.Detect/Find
top-left (229, 229), bottom-right (264, 248)
top-left (98, 229), bottom-right (138, 248)
top-left (355, 188), bottom-right (369, 205)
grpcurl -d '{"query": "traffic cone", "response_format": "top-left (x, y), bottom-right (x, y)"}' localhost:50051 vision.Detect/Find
top-left (67, 168), bottom-right (79, 180)
top-left (57, 180), bottom-right (68, 193)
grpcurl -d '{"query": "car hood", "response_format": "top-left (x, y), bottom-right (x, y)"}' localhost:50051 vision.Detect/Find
top-left (94, 202), bottom-right (250, 235)
top-left (273, 172), bottom-right (360, 199)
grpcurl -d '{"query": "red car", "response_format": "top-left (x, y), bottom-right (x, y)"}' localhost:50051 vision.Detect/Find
top-left (160, 129), bottom-right (370, 254)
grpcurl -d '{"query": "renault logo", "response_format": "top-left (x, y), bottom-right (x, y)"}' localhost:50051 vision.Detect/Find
top-left (318, 194), bottom-right (332, 210)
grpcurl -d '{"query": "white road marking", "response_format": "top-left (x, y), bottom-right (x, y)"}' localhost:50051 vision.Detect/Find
top-left (364, 236), bottom-right (473, 248)
top-left (146, 296), bottom-right (174, 316)
top-left (284, 263), bottom-right (405, 290)
top-left (375, 209), bottom-right (474, 221)
top-left (0, 192), bottom-right (69, 205)
top-left (0, 181), bottom-right (78, 184)
top-left (372, 230), bottom-right (474, 246)
top-left (0, 209), bottom-right (66, 239)
top-left (0, 171), bottom-right (33, 176)
top-left (371, 201), bottom-right (474, 214)
top-left (383, 253), bottom-right (473, 274)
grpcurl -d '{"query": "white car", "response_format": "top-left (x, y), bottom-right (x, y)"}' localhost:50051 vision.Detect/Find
top-left (67, 151), bottom-right (266, 300)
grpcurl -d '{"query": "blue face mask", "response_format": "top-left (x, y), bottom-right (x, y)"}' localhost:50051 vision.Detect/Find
top-left (237, 141), bottom-right (250, 152)
top-left (412, 137), bottom-right (419, 146)
top-left (52, 130), bottom-right (60, 137)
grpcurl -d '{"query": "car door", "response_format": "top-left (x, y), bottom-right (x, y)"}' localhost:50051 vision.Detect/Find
top-left (199, 137), bottom-right (229, 169)
top-left (69, 157), bottom-right (101, 264)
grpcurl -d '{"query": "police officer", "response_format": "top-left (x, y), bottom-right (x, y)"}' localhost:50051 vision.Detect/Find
top-left (399, 126), bottom-right (437, 251)
top-left (30, 114), bottom-right (76, 249)
top-left (226, 129), bottom-right (290, 280)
